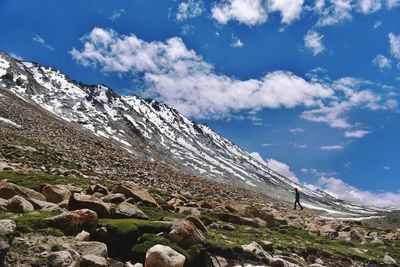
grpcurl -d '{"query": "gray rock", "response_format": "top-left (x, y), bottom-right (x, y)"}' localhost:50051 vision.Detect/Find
top-left (47, 250), bottom-right (80, 267)
top-left (75, 230), bottom-right (91, 241)
top-left (5, 195), bottom-right (34, 213)
top-left (0, 219), bottom-right (16, 236)
top-left (73, 241), bottom-right (108, 258)
top-left (81, 254), bottom-right (107, 267)
top-left (113, 201), bottom-right (148, 219)
top-left (145, 244), bottom-right (185, 267)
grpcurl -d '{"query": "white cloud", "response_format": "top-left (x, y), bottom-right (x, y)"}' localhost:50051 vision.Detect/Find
top-left (387, 0), bottom-right (400, 9)
top-left (266, 158), bottom-right (299, 183)
top-left (320, 145), bottom-right (344, 150)
top-left (231, 35), bottom-right (244, 48)
top-left (211, 0), bottom-right (268, 26)
top-left (384, 165), bottom-right (390, 170)
top-left (268, 0), bottom-right (304, 24)
top-left (32, 34), bottom-right (54, 51)
top-left (304, 30), bottom-right (325, 55)
top-left (9, 52), bottom-right (23, 61)
top-left (389, 33), bottom-right (400, 59)
top-left (373, 54), bottom-right (392, 71)
top-left (373, 20), bottom-right (382, 28)
top-left (249, 152), bottom-right (267, 165)
top-left (289, 127), bottom-right (305, 133)
top-left (71, 28), bottom-right (397, 127)
top-left (316, 0), bottom-right (353, 27)
top-left (70, 28), bottom-right (336, 119)
top-left (176, 0), bottom-right (204, 21)
top-left (344, 129), bottom-right (370, 138)
top-left (301, 167), bottom-right (337, 177)
top-left (316, 176), bottom-right (400, 207)
top-left (110, 9), bottom-right (125, 21)
top-left (262, 143), bottom-right (279, 147)
top-left (357, 0), bottom-right (382, 14)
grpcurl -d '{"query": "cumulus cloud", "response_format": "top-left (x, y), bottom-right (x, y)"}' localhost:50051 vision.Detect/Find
top-left (301, 168), bottom-right (337, 177)
top-left (373, 54), bottom-right (392, 71)
top-left (316, 0), bottom-right (353, 27)
top-left (344, 129), bottom-right (370, 138)
top-left (32, 34), bottom-right (54, 51)
top-left (176, 0), bottom-right (204, 21)
top-left (304, 30), bottom-right (325, 55)
top-left (266, 158), bottom-right (299, 183)
top-left (249, 152), bottom-right (267, 165)
top-left (357, 0), bottom-right (382, 14)
top-left (211, 0), bottom-right (268, 26)
top-left (389, 33), bottom-right (400, 59)
top-left (316, 176), bottom-right (400, 207)
top-left (320, 145), bottom-right (344, 150)
top-left (231, 35), bottom-right (244, 48)
top-left (268, 0), bottom-right (304, 24)
top-left (110, 9), bottom-right (125, 21)
top-left (70, 28), bottom-right (397, 127)
top-left (387, 0), bottom-right (400, 9)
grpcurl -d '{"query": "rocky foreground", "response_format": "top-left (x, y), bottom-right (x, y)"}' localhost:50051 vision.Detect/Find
top-left (0, 168), bottom-right (399, 267)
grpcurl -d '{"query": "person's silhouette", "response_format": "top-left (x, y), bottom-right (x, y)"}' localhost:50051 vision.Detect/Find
top-left (294, 188), bottom-right (303, 210)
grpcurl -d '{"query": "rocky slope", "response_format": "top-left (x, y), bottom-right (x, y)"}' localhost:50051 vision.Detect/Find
top-left (0, 51), bottom-right (386, 219)
top-left (0, 51), bottom-right (399, 266)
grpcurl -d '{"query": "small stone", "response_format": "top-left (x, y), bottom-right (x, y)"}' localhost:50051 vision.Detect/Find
top-left (145, 244), bottom-right (185, 267)
top-left (81, 254), bottom-right (107, 267)
top-left (47, 250), bottom-right (80, 267)
top-left (383, 254), bottom-right (397, 264)
top-left (73, 241), bottom-right (108, 258)
top-left (75, 230), bottom-right (91, 241)
top-left (258, 240), bottom-right (273, 252)
top-left (113, 201), bottom-right (148, 220)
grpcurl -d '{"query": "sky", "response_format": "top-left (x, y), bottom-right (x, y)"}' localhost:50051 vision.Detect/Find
top-left (1, 0), bottom-right (400, 207)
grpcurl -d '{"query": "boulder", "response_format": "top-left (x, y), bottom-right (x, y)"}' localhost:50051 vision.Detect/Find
top-left (0, 181), bottom-right (30, 199)
top-left (73, 241), bottom-right (108, 258)
top-left (319, 225), bottom-right (338, 239)
top-left (217, 212), bottom-right (258, 228)
top-left (258, 240), bottom-right (274, 252)
top-left (5, 195), bottom-right (34, 213)
top-left (243, 206), bottom-right (275, 227)
top-left (102, 193), bottom-right (126, 204)
top-left (0, 236), bottom-right (10, 265)
top-left (29, 198), bottom-right (61, 211)
top-left (69, 193), bottom-right (111, 218)
top-left (87, 184), bottom-right (109, 195)
top-left (47, 250), bottom-right (80, 267)
top-left (113, 201), bottom-right (148, 220)
top-left (350, 229), bottom-right (365, 242)
top-left (42, 184), bottom-right (71, 204)
top-left (145, 244), bottom-right (185, 267)
top-left (113, 181), bottom-right (159, 207)
top-left (241, 242), bottom-right (271, 260)
top-left (75, 230), bottom-right (91, 241)
top-left (185, 215), bottom-right (208, 232)
top-left (81, 255), bottom-right (107, 267)
top-left (336, 231), bottom-right (351, 241)
top-left (383, 254), bottom-right (397, 264)
top-left (45, 209), bottom-right (98, 235)
top-left (210, 255), bottom-right (228, 267)
top-left (168, 219), bottom-right (204, 248)
top-left (0, 219), bottom-right (16, 237)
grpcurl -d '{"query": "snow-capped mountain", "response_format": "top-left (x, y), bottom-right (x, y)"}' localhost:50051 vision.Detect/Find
top-left (0, 52), bottom-right (383, 218)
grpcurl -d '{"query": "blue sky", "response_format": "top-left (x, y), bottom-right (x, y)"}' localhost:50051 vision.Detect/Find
top-left (1, 0), bottom-right (400, 206)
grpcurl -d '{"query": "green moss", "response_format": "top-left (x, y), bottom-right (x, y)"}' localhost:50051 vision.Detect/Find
top-left (44, 227), bottom-right (64, 237)
top-left (32, 257), bottom-right (49, 267)
top-left (99, 218), bottom-right (173, 259)
top-left (130, 234), bottom-right (205, 267)
top-left (136, 204), bottom-right (186, 221)
top-left (51, 244), bottom-right (62, 252)
top-left (0, 211), bottom-right (59, 233)
top-left (0, 171), bottom-right (88, 190)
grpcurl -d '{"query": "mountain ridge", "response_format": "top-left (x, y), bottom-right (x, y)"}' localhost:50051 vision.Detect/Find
top-left (0, 51), bottom-right (388, 218)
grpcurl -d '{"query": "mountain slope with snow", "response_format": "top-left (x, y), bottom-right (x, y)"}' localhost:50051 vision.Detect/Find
top-left (0, 51), bottom-right (384, 218)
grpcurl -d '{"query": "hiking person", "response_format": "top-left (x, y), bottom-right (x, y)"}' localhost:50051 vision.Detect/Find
top-left (294, 188), bottom-right (303, 210)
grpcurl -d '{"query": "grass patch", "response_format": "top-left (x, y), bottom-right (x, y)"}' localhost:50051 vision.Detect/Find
top-left (0, 171), bottom-right (88, 190)
top-left (136, 204), bottom-right (186, 221)
top-left (0, 211), bottom-right (59, 233)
